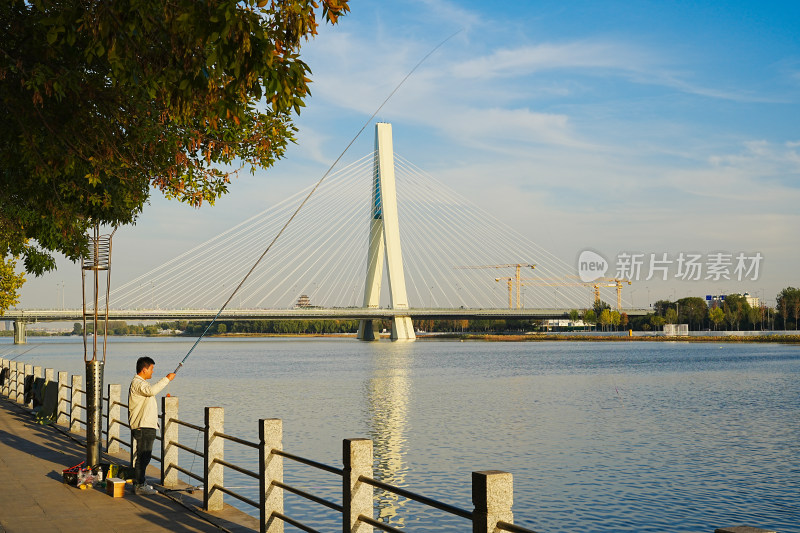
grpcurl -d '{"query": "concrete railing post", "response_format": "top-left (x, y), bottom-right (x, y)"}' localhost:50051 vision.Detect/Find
top-left (57, 371), bottom-right (69, 425)
top-left (107, 384), bottom-right (121, 453)
top-left (22, 364), bottom-right (33, 405)
top-left (17, 362), bottom-right (25, 403)
top-left (343, 438), bottom-right (373, 533)
top-left (472, 471), bottom-right (514, 533)
top-left (45, 367), bottom-right (54, 383)
top-left (30, 365), bottom-right (41, 408)
top-left (161, 396), bottom-right (179, 487)
top-left (4, 360), bottom-right (11, 399)
top-left (204, 406), bottom-right (224, 511)
top-left (8, 359), bottom-right (14, 399)
top-left (1, 359), bottom-right (7, 398)
top-left (259, 418), bottom-right (283, 533)
top-left (12, 362), bottom-right (20, 403)
top-left (70, 375), bottom-right (82, 433)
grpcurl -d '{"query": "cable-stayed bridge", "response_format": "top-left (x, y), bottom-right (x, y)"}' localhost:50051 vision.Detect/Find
top-left (8, 123), bottom-right (647, 342)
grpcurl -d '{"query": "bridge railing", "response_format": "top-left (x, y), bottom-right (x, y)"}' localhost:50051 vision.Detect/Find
top-left (1, 357), bottom-right (539, 532)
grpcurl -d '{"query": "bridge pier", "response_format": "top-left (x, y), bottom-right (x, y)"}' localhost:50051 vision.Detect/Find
top-left (357, 316), bottom-right (416, 341)
top-left (13, 321), bottom-right (26, 344)
top-left (391, 316), bottom-right (415, 341)
top-left (357, 319), bottom-right (380, 341)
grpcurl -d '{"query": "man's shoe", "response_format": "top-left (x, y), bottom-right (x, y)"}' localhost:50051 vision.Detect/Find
top-left (135, 484), bottom-right (158, 495)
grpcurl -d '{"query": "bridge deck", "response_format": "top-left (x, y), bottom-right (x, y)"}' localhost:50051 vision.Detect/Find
top-left (0, 398), bottom-right (257, 532)
top-left (5, 307), bottom-right (651, 322)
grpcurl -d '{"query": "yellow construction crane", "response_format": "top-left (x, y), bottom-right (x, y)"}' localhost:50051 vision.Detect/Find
top-left (455, 264), bottom-right (535, 309)
top-left (591, 278), bottom-right (631, 311)
top-left (518, 276), bottom-right (632, 310)
top-left (495, 277), bottom-right (515, 309)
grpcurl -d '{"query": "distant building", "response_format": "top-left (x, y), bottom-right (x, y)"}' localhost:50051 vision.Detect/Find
top-left (664, 324), bottom-right (689, 336)
top-left (542, 319), bottom-right (586, 329)
top-left (743, 292), bottom-right (760, 308)
top-left (295, 294), bottom-right (312, 308)
top-left (706, 293), bottom-right (760, 308)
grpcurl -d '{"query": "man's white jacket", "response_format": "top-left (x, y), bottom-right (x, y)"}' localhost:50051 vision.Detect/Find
top-left (128, 375), bottom-right (170, 430)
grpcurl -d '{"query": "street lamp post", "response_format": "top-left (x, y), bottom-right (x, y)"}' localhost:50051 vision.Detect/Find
top-left (81, 225), bottom-right (116, 469)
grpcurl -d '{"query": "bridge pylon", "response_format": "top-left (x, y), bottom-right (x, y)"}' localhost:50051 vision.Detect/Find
top-left (357, 123), bottom-right (416, 341)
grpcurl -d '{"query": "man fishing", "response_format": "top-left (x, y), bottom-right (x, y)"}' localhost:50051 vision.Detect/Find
top-left (128, 356), bottom-right (175, 495)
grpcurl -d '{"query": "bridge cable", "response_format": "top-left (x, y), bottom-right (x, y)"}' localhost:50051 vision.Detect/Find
top-left (173, 29), bottom-right (463, 373)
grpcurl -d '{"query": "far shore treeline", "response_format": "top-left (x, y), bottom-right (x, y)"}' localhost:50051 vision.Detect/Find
top-left (4, 287), bottom-right (799, 337)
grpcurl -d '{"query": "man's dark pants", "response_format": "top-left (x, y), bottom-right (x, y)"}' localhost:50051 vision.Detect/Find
top-left (132, 427), bottom-right (157, 486)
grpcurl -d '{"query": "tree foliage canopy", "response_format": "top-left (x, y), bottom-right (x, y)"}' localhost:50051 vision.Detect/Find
top-left (0, 0), bottom-right (349, 280)
top-left (777, 286), bottom-right (800, 329)
top-left (0, 256), bottom-right (25, 314)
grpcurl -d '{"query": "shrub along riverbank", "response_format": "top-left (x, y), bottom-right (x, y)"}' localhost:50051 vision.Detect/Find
top-left (444, 333), bottom-right (800, 343)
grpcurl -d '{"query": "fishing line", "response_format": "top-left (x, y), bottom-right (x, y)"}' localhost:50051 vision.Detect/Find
top-left (173, 29), bottom-right (462, 374)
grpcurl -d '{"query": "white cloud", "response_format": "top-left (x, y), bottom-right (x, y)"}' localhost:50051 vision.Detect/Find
top-left (414, 0), bottom-right (482, 29)
top-left (407, 105), bottom-right (592, 152)
top-left (451, 41), bottom-right (650, 80)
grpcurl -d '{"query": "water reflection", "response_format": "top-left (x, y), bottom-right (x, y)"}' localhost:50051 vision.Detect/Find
top-left (365, 344), bottom-right (412, 527)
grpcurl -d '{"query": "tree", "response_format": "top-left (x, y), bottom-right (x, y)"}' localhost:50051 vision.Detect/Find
top-left (650, 314), bottom-right (666, 330)
top-left (598, 309), bottom-right (613, 331)
top-left (708, 307), bottom-right (724, 330)
top-left (611, 310), bottom-right (621, 330)
top-left (777, 287), bottom-right (800, 330)
top-left (748, 306), bottom-right (763, 330)
top-left (1, 0), bottom-right (350, 303)
top-left (583, 309), bottom-right (596, 329)
top-left (619, 312), bottom-right (629, 330)
top-left (593, 299), bottom-right (610, 318)
top-left (652, 300), bottom-right (673, 317)
top-left (722, 294), bottom-right (750, 331)
top-left (216, 323), bottom-right (227, 334)
top-left (676, 297), bottom-right (708, 330)
top-left (0, 256), bottom-right (25, 314)
top-left (664, 308), bottom-right (677, 324)
top-left (569, 309), bottom-right (579, 325)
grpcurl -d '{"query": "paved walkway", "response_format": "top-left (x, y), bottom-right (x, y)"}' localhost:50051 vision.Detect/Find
top-left (0, 398), bottom-right (258, 533)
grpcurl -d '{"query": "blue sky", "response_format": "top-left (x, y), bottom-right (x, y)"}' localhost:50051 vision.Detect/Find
top-left (18, 0), bottom-right (800, 309)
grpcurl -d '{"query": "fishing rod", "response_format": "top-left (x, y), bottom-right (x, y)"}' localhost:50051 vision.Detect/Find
top-left (8, 344), bottom-right (41, 361)
top-left (172, 30), bottom-right (462, 375)
top-left (0, 345), bottom-right (19, 358)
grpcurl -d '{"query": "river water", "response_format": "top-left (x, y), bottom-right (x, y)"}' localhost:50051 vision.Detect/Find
top-left (2, 336), bottom-right (798, 532)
